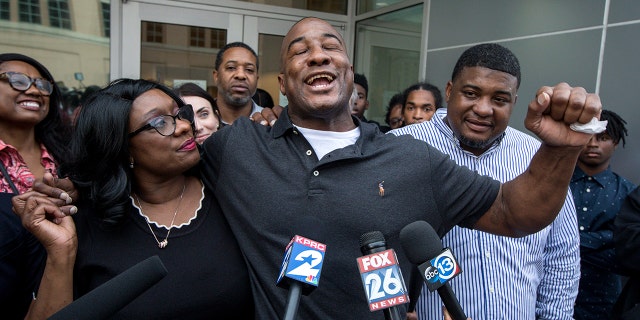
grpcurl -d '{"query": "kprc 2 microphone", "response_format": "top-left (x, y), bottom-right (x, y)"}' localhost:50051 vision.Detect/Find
top-left (399, 221), bottom-right (467, 320)
top-left (357, 231), bottom-right (408, 320)
top-left (276, 226), bottom-right (326, 320)
top-left (49, 255), bottom-right (168, 320)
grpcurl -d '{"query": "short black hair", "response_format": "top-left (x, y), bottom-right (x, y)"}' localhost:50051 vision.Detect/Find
top-left (175, 82), bottom-right (216, 109)
top-left (62, 78), bottom-right (192, 227)
top-left (600, 109), bottom-right (629, 147)
top-left (252, 88), bottom-right (275, 108)
top-left (214, 42), bottom-right (259, 71)
top-left (384, 93), bottom-right (404, 125)
top-left (354, 73), bottom-right (368, 98)
top-left (452, 43), bottom-right (521, 88)
top-left (402, 82), bottom-right (443, 111)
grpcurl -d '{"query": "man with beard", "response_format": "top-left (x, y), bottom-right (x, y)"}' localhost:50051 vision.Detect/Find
top-left (213, 42), bottom-right (263, 126)
top-left (393, 43), bottom-right (580, 320)
top-left (201, 18), bottom-right (601, 319)
top-left (570, 109), bottom-right (636, 320)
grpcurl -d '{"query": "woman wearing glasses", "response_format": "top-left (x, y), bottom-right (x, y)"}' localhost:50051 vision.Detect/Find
top-left (0, 53), bottom-right (71, 319)
top-left (14, 79), bottom-right (253, 319)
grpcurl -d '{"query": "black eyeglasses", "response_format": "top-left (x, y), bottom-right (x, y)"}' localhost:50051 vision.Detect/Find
top-left (0, 72), bottom-right (53, 96)
top-left (128, 105), bottom-right (194, 138)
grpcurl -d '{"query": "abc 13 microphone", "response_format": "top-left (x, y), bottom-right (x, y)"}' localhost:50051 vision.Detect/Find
top-left (400, 220), bottom-right (467, 320)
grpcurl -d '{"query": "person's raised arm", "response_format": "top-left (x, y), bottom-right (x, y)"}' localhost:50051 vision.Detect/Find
top-left (12, 192), bottom-right (77, 319)
top-left (476, 83), bottom-right (601, 237)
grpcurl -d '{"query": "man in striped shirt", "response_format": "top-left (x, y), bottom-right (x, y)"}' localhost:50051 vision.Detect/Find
top-left (392, 43), bottom-right (580, 320)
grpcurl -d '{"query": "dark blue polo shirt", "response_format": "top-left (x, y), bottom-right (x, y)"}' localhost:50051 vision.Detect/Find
top-left (201, 108), bottom-right (500, 320)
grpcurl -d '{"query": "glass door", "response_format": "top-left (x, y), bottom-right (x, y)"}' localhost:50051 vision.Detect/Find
top-left (116, 1), bottom-right (347, 103)
top-left (117, 1), bottom-right (239, 94)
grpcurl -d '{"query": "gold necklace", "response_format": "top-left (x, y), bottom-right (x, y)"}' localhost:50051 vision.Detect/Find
top-left (134, 183), bottom-right (186, 249)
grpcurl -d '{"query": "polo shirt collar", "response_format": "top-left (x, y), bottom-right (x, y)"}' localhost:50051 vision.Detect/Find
top-left (272, 106), bottom-right (370, 140)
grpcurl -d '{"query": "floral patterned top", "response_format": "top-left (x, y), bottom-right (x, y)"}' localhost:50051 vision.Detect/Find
top-left (0, 139), bottom-right (57, 194)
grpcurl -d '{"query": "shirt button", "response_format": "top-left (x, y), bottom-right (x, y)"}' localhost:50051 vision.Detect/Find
top-left (489, 286), bottom-right (494, 293)
top-left (582, 207), bottom-right (588, 211)
top-left (485, 251), bottom-right (490, 258)
top-left (587, 177), bottom-right (592, 180)
top-left (293, 130), bottom-right (299, 135)
top-left (313, 170), bottom-right (319, 176)
top-left (579, 226), bottom-right (585, 231)
top-left (586, 188), bottom-right (591, 192)
top-left (306, 150), bottom-right (313, 156)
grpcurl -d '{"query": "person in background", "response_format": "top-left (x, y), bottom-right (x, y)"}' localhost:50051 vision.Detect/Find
top-left (349, 86), bottom-right (358, 115)
top-left (352, 73), bottom-right (381, 128)
top-left (13, 79), bottom-right (254, 319)
top-left (175, 82), bottom-right (221, 144)
top-left (0, 53), bottom-right (71, 319)
top-left (394, 43), bottom-right (580, 320)
top-left (351, 73), bottom-right (369, 120)
top-left (213, 42), bottom-right (263, 126)
top-left (383, 92), bottom-right (405, 132)
top-left (613, 186), bottom-right (640, 320)
top-left (252, 88), bottom-right (275, 108)
top-left (402, 82), bottom-right (443, 125)
top-left (200, 17), bottom-right (601, 319)
top-left (571, 109), bottom-right (636, 320)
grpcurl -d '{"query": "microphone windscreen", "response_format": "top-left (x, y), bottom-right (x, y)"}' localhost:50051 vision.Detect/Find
top-left (49, 255), bottom-right (168, 320)
top-left (359, 230), bottom-right (386, 255)
top-left (399, 221), bottom-right (443, 264)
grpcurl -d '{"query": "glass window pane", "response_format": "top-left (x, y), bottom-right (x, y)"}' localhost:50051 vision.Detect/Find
top-left (210, 29), bottom-right (226, 49)
top-left (354, 4), bottom-right (423, 124)
top-left (101, 2), bottom-right (110, 37)
top-left (357, 0), bottom-right (407, 14)
top-left (227, 0), bottom-right (346, 14)
top-left (48, 0), bottom-right (72, 30)
top-left (190, 27), bottom-right (206, 47)
top-left (143, 21), bottom-right (164, 43)
top-left (140, 21), bottom-right (226, 95)
top-left (19, 0), bottom-right (40, 24)
top-left (0, 0), bottom-right (9, 20)
top-left (257, 33), bottom-right (284, 107)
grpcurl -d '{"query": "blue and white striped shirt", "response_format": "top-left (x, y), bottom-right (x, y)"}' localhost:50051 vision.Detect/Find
top-left (391, 108), bottom-right (580, 320)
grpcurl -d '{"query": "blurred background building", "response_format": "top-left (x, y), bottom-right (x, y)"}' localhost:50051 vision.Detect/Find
top-left (1, 0), bottom-right (639, 184)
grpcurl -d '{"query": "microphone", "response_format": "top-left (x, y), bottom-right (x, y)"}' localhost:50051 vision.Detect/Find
top-left (49, 255), bottom-right (168, 320)
top-left (357, 231), bottom-right (408, 320)
top-left (276, 230), bottom-right (326, 320)
top-left (399, 221), bottom-right (467, 320)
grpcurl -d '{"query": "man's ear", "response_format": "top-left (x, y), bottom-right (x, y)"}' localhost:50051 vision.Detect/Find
top-left (445, 81), bottom-right (453, 103)
top-left (278, 73), bottom-right (286, 96)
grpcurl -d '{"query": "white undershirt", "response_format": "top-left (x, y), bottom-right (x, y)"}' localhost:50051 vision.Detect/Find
top-left (294, 125), bottom-right (360, 160)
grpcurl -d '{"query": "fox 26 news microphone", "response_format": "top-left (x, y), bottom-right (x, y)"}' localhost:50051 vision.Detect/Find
top-left (276, 232), bottom-right (326, 320)
top-left (399, 221), bottom-right (467, 320)
top-left (357, 231), bottom-right (408, 320)
top-left (48, 255), bottom-right (168, 320)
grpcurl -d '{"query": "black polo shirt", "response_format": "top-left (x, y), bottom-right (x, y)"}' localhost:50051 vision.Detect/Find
top-left (201, 108), bottom-right (499, 320)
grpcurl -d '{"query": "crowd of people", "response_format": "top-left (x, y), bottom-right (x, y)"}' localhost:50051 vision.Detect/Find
top-left (1, 15), bottom-right (638, 320)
